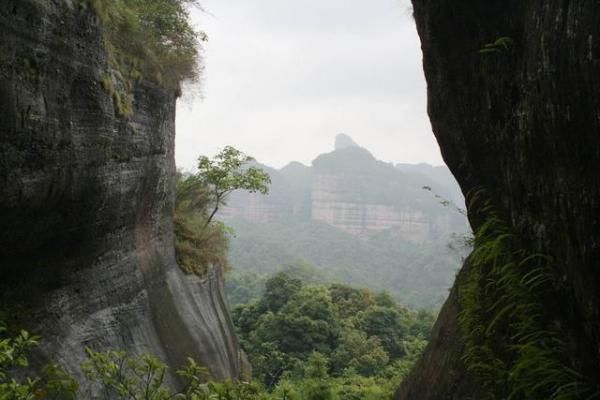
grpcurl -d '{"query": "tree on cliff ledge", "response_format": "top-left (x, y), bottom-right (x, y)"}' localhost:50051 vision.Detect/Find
top-left (197, 146), bottom-right (271, 226)
top-left (174, 147), bottom-right (270, 277)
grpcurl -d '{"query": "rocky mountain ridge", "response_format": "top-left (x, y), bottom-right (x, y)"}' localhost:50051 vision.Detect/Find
top-left (221, 135), bottom-right (467, 243)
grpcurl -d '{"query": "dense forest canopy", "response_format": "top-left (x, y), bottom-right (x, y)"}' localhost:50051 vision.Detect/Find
top-left (226, 219), bottom-right (467, 309)
top-left (231, 272), bottom-right (434, 398)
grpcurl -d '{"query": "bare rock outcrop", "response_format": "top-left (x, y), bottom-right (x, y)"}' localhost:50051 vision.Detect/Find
top-left (221, 140), bottom-right (467, 243)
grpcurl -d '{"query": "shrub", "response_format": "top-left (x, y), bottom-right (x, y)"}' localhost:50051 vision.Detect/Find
top-left (175, 174), bottom-right (230, 277)
top-left (87, 0), bottom-right (204, 91)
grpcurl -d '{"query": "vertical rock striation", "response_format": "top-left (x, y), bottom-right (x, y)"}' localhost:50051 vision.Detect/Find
top-left (397, 0), bottom-right (600, 398)
top-left (0, 0), bottom-right (241, 384)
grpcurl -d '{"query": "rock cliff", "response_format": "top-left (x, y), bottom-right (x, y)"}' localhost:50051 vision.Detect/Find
top-left (0, 0), bottom-right (241, 384)
top-left (221, 138), bottom-right (467, 243)
top-left (397, 0), bottom-right (600, 398)
top-left (311, 145), bottom-right (464, 241)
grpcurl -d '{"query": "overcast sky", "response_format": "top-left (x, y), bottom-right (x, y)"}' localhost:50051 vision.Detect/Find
top-left (175, 0), bottom-right (443, 170)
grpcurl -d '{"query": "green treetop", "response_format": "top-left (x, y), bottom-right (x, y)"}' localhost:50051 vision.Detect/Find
top-left (197, 146), bottom-right (271, 226)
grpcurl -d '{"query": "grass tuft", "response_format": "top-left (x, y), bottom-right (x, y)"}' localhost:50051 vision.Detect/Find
top-left (82, 0), bottom-right (204, 114)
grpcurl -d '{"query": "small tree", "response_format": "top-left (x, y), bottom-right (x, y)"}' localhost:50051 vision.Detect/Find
top-left (196, 146), bottom-right (271, 226)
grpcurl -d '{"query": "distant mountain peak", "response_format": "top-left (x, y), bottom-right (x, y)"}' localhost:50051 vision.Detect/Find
top-left (335, 133), bottom-right (359, 150)
top-left (282, 161), bottom-right (309, 171)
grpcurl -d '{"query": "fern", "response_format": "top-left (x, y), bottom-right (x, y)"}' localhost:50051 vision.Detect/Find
top-left (457, 188), bottom-right (599, 399)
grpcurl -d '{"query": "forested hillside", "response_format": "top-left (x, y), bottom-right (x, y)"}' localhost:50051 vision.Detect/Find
top-left (226, 219), bottom-right (466, 309)
top-left (231, 272), bottom-right (434, 398)
top-left (222, 136), bottom-right (470, 310)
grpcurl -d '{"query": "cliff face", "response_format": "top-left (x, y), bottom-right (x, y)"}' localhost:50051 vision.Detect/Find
top-left (310, 146), bottom-right (463, 241)
top-left (397, 0), bottom-right (600, 398)
top-left (221, 142), bottom-right (467, 243)
top-left (0, 0), bottom-right (241, 383)
top-left (311, 173), bottom-right (455, 242)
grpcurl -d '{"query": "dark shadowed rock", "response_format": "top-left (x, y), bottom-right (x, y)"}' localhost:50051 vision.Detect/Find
top-left (397, 0), bottom-right (600, 398)
top-left (0, 0), bottom-right (242, 386)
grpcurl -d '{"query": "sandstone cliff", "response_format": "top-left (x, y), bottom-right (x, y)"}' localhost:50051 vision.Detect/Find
top-left (0, 0), bottom-right (241, 384)
top-left (311, 145), bottom-right (464, 242)
top-left (397, 1), bottom-right (600, 398)
top-left (221, 138), bottom-right (466, 243)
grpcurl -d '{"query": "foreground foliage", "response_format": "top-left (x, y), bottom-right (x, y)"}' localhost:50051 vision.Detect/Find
top-left (0, 320), bottom-right (265, 400)
top-left (0, 327), bottom-right (419, 400)
top-left (0, 322), bottom-right (78, 399)
top-left (0, 328), bottom-right (262, 400)
top-left (81, 349), bottom-right (269, 399)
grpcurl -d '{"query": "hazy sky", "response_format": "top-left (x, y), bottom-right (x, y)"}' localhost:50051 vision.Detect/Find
top-left (175, 0), bottom-right (443, 170)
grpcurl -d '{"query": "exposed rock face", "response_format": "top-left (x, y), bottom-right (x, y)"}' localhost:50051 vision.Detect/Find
top-left (397, 0), bottom-right (600, 398)
top-left (0, 0), bottom-right (241, 384)
top-left (311, 174), bottom-right (455, 241)
top-left (311, 146), bottom-right (463, 241)
top-left (221, 140), bottom-right (467, 243)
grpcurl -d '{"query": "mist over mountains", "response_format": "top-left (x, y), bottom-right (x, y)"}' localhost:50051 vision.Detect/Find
top-left (220, 135), bottom-right (470, 309)
top-left (222, 134), bottom-right (466, 239)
